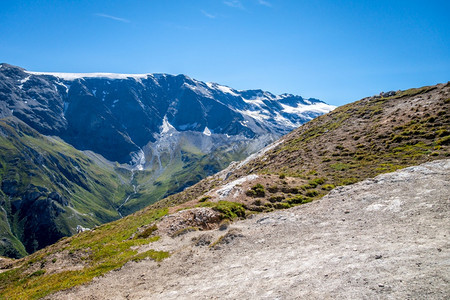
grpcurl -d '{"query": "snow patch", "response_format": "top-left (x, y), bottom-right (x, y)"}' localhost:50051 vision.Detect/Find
top-left (274, 93), bottom-right (293, 100)
top-left (183, 82), bottom-right (212, 98)
top-left (18, 76), bottom-right (30, 89)
top-left (161, 115), bottom-right (176, 134)
top-left (20, 76), bottom-right (30, 84)
top-left (281, 102), bottom-right (336, 115)
top-left (203, 126), bottom-right (212, 136)
top-left (207, 82), bottom-right (240, 97)
top-left (274, 113), bottom-right (298, 128)
top-left (131, 149), bottom-right (146, 171)
top-left (55, 81), bottom-right (69, 93)
top-left (242, 97), bottom-right (265, 107)
top-left (238, 109), bottom-right (270, 121)
top-left (239, 120), bottom-right (249, 127)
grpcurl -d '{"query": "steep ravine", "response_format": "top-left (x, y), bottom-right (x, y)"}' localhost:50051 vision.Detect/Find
top-left (48, 159), bottom-right (450, 299)
top-left (117, 171), bottom-right (138, 218)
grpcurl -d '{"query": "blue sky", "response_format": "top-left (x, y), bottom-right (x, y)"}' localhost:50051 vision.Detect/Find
top-left (1, 0), bottom-right (449, 106)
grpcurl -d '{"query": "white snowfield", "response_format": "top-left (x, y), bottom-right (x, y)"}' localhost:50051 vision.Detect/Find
top-left (26, 71), bottom-right (150, 80)
top-left (280, 102), bottom-right (336, 115)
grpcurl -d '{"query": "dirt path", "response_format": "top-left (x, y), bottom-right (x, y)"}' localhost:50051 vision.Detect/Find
top-left (48, 159), bottom-right (450, 299)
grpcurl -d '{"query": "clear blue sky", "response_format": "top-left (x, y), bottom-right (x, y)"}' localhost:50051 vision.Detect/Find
top-left (1, 0), bottom-right (449, 106)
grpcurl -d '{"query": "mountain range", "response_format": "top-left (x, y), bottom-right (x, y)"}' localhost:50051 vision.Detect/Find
top-left (0, 63), bottom-right (335, 257)
top-left (0, 81), bottom-right (447, 299)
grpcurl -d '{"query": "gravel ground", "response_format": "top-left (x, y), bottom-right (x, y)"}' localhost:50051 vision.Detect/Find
top-left (48, 159), bottom-right (450, 300)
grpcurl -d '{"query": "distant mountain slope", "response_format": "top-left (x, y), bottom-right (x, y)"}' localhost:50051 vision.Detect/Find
top-left (0, 118), bottom-right (131, 257)
top-left (0, 63), bottom-right (334, 164)
top-left (0, 83), bottom-right (447, 299)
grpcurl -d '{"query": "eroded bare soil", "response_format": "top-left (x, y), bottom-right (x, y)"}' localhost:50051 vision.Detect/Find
top-left (48, 159), bottom-right (450, 299)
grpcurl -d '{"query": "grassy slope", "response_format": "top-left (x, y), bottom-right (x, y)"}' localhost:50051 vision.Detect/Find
top-left (0, 207), bottom-right (168, 300)
top-left (0, 83), bottom-right (448, 299)
top-left (0, 118), bottom-right (131, 257)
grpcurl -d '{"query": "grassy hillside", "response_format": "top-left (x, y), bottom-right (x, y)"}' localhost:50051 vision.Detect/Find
top-left (0, 82), bottom-right (448, 299)
top-left (0, 118), bottom-right (132, 257)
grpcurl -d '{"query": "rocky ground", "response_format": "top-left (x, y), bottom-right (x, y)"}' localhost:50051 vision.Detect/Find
top-left (47, 159), bottom-right (450, 299)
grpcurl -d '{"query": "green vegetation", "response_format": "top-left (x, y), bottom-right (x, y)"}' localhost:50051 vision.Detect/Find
top-left (0, 208), bottom-right (169, 299)
top-left (136, 224), bottom-right (158, 239)
top-left (198, 201), bottom-right (246, 220)
top-left (236, 83), bottom-right (449, 192)
top-left (132, 249), bottom-right (170, 263)
top-left (321, 184), bottom-right (335, 191)
top-left (245, 183), bottom-right (266, 197)
top-left (0, 118), bottom-right (132, 257)
top-left (198, 195), bottom-right (211, 202)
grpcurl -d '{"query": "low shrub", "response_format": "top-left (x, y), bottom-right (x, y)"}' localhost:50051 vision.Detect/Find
top-left (246, 183), bottom-right (265, 197)
top-left (199, 201), bottom-right (246, 220)
top-left (305, 190), bottom-right (319, 197)
top-left (273, 202), bottom-right (291, 209)
top-left (281, 186), bottom-right (299, 194)
top-left (198, 196), bottom-right (211, 203)
top-left (267, 185), bottom-right (279, 193)
top-left (321, 184), bottom-right (335, 191)
top-left (268, 195), bottom-right (284, 203)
